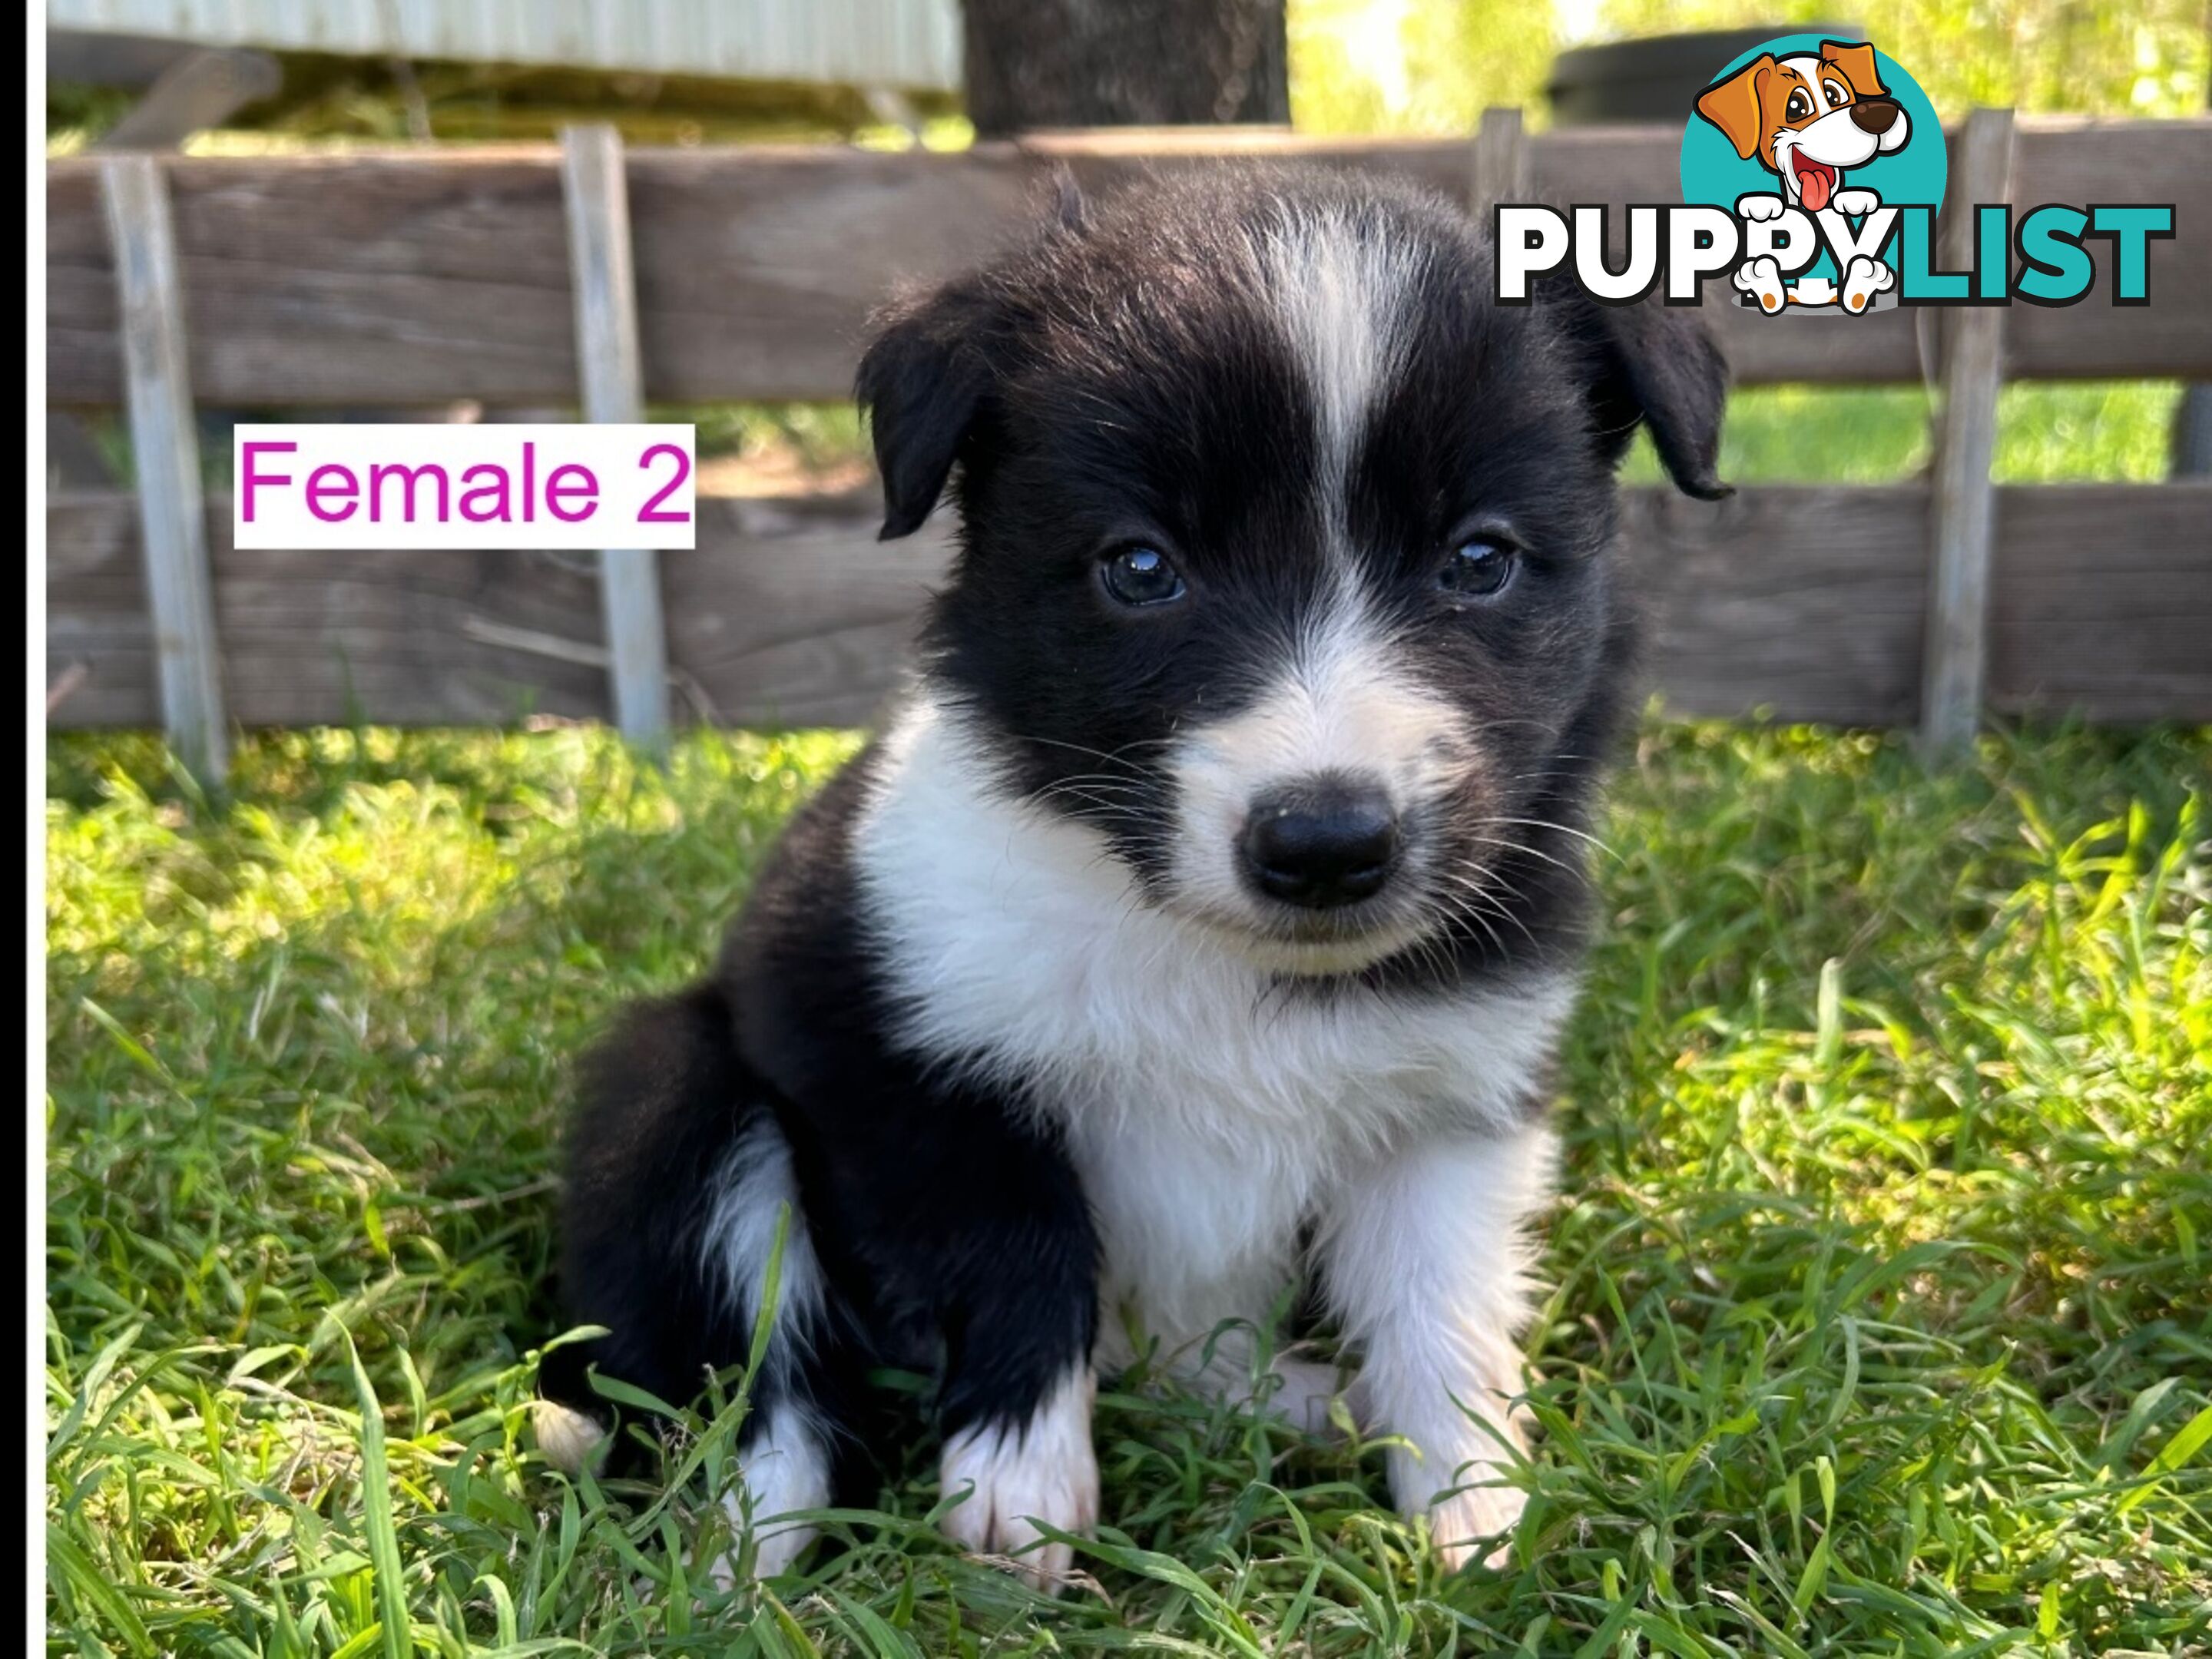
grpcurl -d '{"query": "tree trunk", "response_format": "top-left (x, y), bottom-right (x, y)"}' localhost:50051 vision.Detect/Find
top-left (962, 0), bottom-right (1290, 137)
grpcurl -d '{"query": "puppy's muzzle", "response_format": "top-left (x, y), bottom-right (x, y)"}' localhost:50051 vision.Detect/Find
top-left (1241, 778), bottom-right (1401, 910)
top-left (1850, 97), bottom-right (1901, 134)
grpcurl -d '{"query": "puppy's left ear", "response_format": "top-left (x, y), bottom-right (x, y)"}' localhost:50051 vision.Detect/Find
top-left (855, 280), bottom-right (998, 540)
top-left (1563, 294), bottom-right (1733, 501)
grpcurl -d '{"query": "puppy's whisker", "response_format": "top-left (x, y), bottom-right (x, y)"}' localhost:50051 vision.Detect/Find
top-left (1426, 889), bottom-right (1508, 962)
top-left (1456, 835), bottom-right (1581, 877)
top-left (1012, 733), bottom-right (1177, 770)
top-left (1472, 816), bottom-right (1617, 860)
top-left (1428, 871), bottom-right (1541, 952)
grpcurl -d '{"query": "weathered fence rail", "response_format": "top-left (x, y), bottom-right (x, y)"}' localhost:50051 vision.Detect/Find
top-left (42, 118), bottom-right (2212, 762)
top-left (50, 482), bottom-right (2212, 730)
top-left (45, 122), bottom-right (2212, 406)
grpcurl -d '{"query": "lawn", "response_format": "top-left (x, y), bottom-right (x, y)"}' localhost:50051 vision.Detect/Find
top-left (43, 717), bottom-right (2211, 1657)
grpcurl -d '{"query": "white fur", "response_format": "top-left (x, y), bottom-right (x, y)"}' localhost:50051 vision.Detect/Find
top-left (698, 1120), bottom-right (832, 1580)
top-left (532, 1399), bottom-right (608, 1475)
top-left (1256, 205), bottom-right (1424, 545)
top-left (1320, 1120), bottom-right (1556, 1569)
top-left (856, 694), bottom-right (1574, 1401)
top-left (1167, 589), bottom-right (1474, 967)
top-left (701, 1120), bottom-right (826, 1360)
top-left (939, 1366), bottom-right (1099, 1591)
top-left (710, 1404), bottom-right (833, 1584)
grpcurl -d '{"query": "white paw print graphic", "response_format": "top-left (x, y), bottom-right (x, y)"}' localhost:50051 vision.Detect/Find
top-left (1841, 256), bottom-right (1896, 313)
top-left (1734, 254), bottom-right (1786, 314)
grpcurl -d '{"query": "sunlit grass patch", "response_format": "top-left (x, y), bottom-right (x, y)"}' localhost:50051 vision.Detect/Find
top-left (45, 720), bottom-right (2212, 1654)
top-left (1621, 381), bottom-right (2187, 486)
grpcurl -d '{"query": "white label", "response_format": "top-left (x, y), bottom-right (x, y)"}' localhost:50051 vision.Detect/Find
top-left (233, 424), bottom-right (697, 550)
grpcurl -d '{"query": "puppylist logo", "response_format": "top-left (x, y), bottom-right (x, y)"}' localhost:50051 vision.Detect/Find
top-left (1495, 35), bottom-right (2174, 315)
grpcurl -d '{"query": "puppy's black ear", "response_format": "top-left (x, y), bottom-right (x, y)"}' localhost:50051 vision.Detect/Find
top-left (1561, 295), bottom-right (1733, 501)
top-left (855, 282), bottom-right (997, 540)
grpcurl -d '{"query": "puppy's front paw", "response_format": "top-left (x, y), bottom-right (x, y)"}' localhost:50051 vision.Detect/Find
top-left (1830, 187), bottom-right (1881, 217)
top-left (1424, 1476), bottom-right (1526, 1573)
top-left (939, 1369), bottom-right (1098, 1592)
top-left (1734, 193), bottom-right (1787, 223)
top-left (1263, 1354), bottom-right (1355, 1437)
top-left (531, 1399), bottom-right (608, 1475)
top-left (705, 1407), bottom-right (833, 1588)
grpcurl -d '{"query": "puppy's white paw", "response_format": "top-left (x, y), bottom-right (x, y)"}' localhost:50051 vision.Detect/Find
top-left (704, 1406), bottom-right (832, 1589)
top-left (1734, 193), bottom-right (1787, 224)
top-left (1842, 255), bottom-right (1896, 313)
top-left (1261, 1355), bottom-right (1353, 1437)
top-left (939, 1369), bottom-right (1098, 1593)
top-left (1424, 1476), bottom-right (1526, 1573)
top-left (1830, 187), bottom-right (1881, 217)
top-left (531, 1400), bottom-right (608, 1475)
top-left (1734, 255), bottom-right (1786, 314)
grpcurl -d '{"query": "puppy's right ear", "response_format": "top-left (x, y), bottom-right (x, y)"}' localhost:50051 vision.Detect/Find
top-left (855, 282), bottom-right (997, 540)
top-left (1694, 55), bottom-right (1774, 162)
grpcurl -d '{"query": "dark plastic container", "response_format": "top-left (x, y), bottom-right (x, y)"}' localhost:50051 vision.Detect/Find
top-left (1546, 25), bottom-right (1864, 127)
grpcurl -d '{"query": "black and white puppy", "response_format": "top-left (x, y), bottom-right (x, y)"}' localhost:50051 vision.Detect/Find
top-left (539, 166), bottom-right (1728, 1586)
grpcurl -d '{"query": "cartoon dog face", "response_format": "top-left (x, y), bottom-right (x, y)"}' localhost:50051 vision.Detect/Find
top-left (1695, 40), bottom-right (1909, 213)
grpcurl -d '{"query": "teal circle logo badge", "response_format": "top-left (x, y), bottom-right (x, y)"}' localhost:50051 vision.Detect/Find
top-left (1682, 35), bottom-right (1945, 316)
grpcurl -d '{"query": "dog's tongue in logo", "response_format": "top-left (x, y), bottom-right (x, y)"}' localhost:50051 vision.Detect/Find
top-left (1791, 153), bottom-right (1836, 212)
top-left (1686, 36), bottom-right (1939, 315)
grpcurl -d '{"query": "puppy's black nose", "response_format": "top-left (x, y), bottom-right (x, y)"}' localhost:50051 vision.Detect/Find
top-left (1242, 785), bottom-right (1400, 909)
top-left (1850, 98), bottom-right (1899, 134)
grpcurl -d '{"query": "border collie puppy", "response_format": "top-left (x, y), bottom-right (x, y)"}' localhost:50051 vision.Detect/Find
top-left (540, 166), bottom-right (1727, 1586)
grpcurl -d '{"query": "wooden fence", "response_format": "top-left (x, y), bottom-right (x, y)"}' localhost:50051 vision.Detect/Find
top-left (45, 116), bottom-right (2212, 771)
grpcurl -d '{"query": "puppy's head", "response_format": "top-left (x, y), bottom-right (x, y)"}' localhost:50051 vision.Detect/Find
top-left (1695, 41), bottom-right (1909, 210)
top-left (859, 169), bottom-right (1727, 980)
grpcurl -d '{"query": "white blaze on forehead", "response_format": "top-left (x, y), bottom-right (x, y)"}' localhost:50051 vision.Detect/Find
top-left (1256, 207), bottom-right (1426, 537)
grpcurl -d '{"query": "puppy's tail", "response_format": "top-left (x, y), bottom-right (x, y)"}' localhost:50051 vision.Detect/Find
top-left (538, 982), bottom-right (764, 1472)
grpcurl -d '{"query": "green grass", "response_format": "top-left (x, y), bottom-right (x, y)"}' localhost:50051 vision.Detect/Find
top-left (1621, 382), bottom-right (2187, 486)
top-left (45, 720), bottom-right (2212, 1656)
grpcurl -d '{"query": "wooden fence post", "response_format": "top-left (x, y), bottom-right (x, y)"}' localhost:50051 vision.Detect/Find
top-left (98, 153), bottom-right (227, 783)
top-left (1919, 108), bottom-right (2016, 760)
top-left (561, 124), bottom-right (670, 749)
top-left (1471, 107), bottom-right (1528, 228)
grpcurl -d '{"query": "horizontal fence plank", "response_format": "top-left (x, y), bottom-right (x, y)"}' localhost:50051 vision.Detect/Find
top-left (45, 483), bottom-right (2212, 732)
top-left (1621, 485), bottom-right (1932, 726)
top-left (47, 119), bottom-right (2210, 407)
top-left (46, 489), bottom-right (952, 730)
top-left (1988, 486), bottom-right (2212, 722)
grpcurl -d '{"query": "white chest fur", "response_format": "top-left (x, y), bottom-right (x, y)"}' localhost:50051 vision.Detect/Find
top-left (853, 697), bottom-right (1574, 1352)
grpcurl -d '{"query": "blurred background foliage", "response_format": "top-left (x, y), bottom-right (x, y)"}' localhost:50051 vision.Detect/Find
top-left (47, 0), bottom-right (2212, 150)
top-left (1290, 0), bottom-right (2210, 132)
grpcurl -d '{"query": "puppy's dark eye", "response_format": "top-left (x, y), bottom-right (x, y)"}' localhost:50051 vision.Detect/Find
top-left (1101, 545), bottom-right (1186, 608)
top-left (1786, 90), bottom-right (1812, 120)
top-left (1439, 538), bottom-right (1518, 600)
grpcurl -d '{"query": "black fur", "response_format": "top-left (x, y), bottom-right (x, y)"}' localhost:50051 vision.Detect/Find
top-left (545, 166), bottom-right (1726, 1522)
